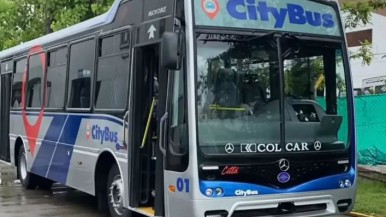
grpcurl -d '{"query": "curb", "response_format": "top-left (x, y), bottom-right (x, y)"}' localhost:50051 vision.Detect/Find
top-left (349, 212), bottom-right (374, 217)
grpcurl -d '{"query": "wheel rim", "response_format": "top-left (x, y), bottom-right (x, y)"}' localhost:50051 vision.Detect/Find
top-left (20, 152), bottom-right (27, 180)
top-left (109, 174), bottom-right (124, 215)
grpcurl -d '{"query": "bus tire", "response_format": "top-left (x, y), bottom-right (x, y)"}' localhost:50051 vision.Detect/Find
top-left (17, 146), bottom-right (38, 189)
top-left (107, 164), bottom-right (132, 217)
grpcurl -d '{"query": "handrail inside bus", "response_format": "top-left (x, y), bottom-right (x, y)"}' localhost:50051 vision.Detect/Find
top-left (209, 104), bottom-right (246, 111)
top-left (141, 97), bottom-right (156, 149)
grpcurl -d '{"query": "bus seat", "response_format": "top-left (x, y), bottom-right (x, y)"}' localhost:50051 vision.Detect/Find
top-left (213, 68), bottom-right (238, 107)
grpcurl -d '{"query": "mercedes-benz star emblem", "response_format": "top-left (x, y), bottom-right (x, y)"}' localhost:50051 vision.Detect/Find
top-left (225, 143), bottom-right (235, 154)
top-left (278, 159), bottom-right (290, 171)
top-left (314, 141), bottom-right (322, 151)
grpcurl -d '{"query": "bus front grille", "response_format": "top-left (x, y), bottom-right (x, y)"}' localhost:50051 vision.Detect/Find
top-left (231, 203), bottom-right (327, 217)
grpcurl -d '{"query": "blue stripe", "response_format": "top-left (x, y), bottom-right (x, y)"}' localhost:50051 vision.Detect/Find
top-left (23, 112), bottom-right (122, 184)
top-left (47, 116), bottom-right (82, 183)
top-left (200, 168), bottom-right (355, 197)
top-left (30, 115), bottom-right (67, 177)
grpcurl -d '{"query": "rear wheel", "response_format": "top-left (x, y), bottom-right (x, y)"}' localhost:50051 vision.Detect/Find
top-left (107, 164), bottom-right (132, 217)
top-left (17, 146), bottom-right (38, 189)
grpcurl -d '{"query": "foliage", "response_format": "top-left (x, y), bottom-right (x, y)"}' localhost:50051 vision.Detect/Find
top-left (342, 0), bottom-right (386, 29)
top-left (0, 0), bottom-right (384, 66)
top-left (342, 0), bottom-right (386, 65)
top-left (350, 40), bottom-right (374, 66)
top-left (354, 177), bottom-right (386, 217)
top-left (0, 0), bottom-right (114, 51)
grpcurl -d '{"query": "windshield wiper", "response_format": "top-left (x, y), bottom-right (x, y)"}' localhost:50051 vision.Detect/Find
top-left (280, 33), bottom-right (303, 59)
top-left (246, 31), bottom-right (304, 55)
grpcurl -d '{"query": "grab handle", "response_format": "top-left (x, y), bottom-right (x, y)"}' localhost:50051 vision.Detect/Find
top-left (159, 112), bottom-right (168, 156)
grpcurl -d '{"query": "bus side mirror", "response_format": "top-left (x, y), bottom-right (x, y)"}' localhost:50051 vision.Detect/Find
top-left (161, 32), bottom-right (181, 70)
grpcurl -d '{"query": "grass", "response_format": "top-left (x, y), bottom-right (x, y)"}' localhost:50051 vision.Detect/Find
top-left (354, 177), bottom-right (386, 217)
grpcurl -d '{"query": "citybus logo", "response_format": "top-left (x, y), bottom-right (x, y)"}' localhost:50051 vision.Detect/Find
top-left (202, 0), bottom-right (220, 19)
top-left (226, 0), bottom-right (335, 28)
top-left (235, 189), bottom-right (258, 196)
top-left (90, 124), bottom-right (119, 145)
top-left (87, 124), bottom-right (126, 150)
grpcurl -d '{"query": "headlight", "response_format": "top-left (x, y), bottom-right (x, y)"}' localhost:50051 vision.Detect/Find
top-left (205, 188), bottom-right (213, 197)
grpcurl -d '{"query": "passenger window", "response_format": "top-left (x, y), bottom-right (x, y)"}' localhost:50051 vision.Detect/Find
top-left (27, 54), bottom-right (44, 108)
top-left (47, 48), bottom-right (67, 108)
top-left (12, 59), bottom-right (27, 109)
top-left (67, 39), bottom-right (95, 109)
top-left (95, 33), bottom-right (130, 110)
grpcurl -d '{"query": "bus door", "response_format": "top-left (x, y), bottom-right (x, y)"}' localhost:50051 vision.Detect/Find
top-left (129, 43), bottom-right (164, 216)
top-left (0, 67), bottom-right (12, 162)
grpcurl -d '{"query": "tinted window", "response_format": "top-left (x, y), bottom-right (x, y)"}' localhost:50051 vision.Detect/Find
top-left (49, 48), bottom-right (67, 66)
top-left (68, 40), bottom-right (95, 109)
top-left (196, 34), bottom-right (349, 156)
top-left (95, 35), bottom-right (130, 109)
top-left (1, 60), bottom-right (13, 73)
top-left (100, 34), bottom-right (122, 56)
top-left (47, 48), bottom-right (67, 108)
top-left (12, 59), bottom-right (26, 108)
top-left (27, 54), bottom-right (44, 108)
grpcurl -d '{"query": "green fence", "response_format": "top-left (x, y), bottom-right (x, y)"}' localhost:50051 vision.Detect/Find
top-left (355, 94), bottom-right (386, 165)
top-left (317, 95), bottom-right (386, 165)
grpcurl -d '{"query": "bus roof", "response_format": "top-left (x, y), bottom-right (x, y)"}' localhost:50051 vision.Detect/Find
top-left (0, 0), bottom-right (122, 60)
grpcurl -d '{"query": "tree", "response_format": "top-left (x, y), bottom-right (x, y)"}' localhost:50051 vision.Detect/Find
top-left (342, 0), bottom-right (386, 65)
top-left (0, 0), bottom-right (114, 51)
top-left (0, 0), bottom-right (384, 66)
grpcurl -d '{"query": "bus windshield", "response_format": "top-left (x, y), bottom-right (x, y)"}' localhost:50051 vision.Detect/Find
top-left (196, 33), bottom-right (349, 156)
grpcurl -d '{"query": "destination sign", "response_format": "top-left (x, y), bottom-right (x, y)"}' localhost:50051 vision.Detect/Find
top-left (195, 0), bottom-right (341, 36)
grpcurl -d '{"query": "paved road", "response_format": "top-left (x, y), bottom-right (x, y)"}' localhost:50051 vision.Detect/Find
top-left (0, 182), bottom-right (348, 217)
top-left (0, 183), bottom-right (109, 217)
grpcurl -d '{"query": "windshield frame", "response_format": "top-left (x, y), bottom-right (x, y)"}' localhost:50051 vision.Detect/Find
top-left (192, 29), bottom-right (355, 159)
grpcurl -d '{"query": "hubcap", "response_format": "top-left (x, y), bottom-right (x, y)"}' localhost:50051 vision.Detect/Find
top-left (109, 175), bottom-right (124, 215)
top-left (20, 153), bottom-right (27, 180)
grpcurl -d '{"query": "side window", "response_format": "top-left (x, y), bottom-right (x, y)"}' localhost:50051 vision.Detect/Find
top-left (168, 58), bottom-right (189, 172)
top-left (27, 53), bottom-right (44, 108)
top-left (1, 61), bottom-right (13, 74)
top-left (47, 48), bottom-right (67, 108)
top-left (95, 32), bottom-right (130, 110)
top-left (67, 39), bottom-right (95, 109)
top-left (12, 59), bottom-right (26, 109)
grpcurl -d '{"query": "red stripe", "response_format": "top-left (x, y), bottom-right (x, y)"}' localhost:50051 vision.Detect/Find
top-left (22, 45), bottom-right (47, 156)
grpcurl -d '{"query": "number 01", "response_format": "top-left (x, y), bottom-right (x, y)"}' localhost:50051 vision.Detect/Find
top-left (176, 178), bottom-right (190, 193)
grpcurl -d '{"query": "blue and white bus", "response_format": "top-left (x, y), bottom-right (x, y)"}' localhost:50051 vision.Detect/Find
top-left (0, 0), bottom-right (356, 216)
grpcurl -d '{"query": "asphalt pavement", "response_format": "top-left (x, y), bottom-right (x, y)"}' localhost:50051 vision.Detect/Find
top-left (0, 182), bottom-right (349, 217)
top-left (0, 183), bottom-right (109, 217)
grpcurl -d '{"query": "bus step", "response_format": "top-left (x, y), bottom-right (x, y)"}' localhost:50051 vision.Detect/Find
top-left (137, 207), bottom-right (155, 216)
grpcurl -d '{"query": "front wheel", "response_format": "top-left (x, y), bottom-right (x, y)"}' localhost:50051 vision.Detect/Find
top-left (107, 164), bottom-right (132, 217)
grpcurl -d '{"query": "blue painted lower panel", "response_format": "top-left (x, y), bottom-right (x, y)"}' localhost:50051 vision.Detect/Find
top-left (30, 140), bottom-right (56, 177)
top-left (21, 112), bottom-right (122, 184)
top-left (200, 168), bottom-right (356, 197)
top-left (47, 143), bottom-right (75, 184)
top-left (31, 115), bottom-right (67, 177)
